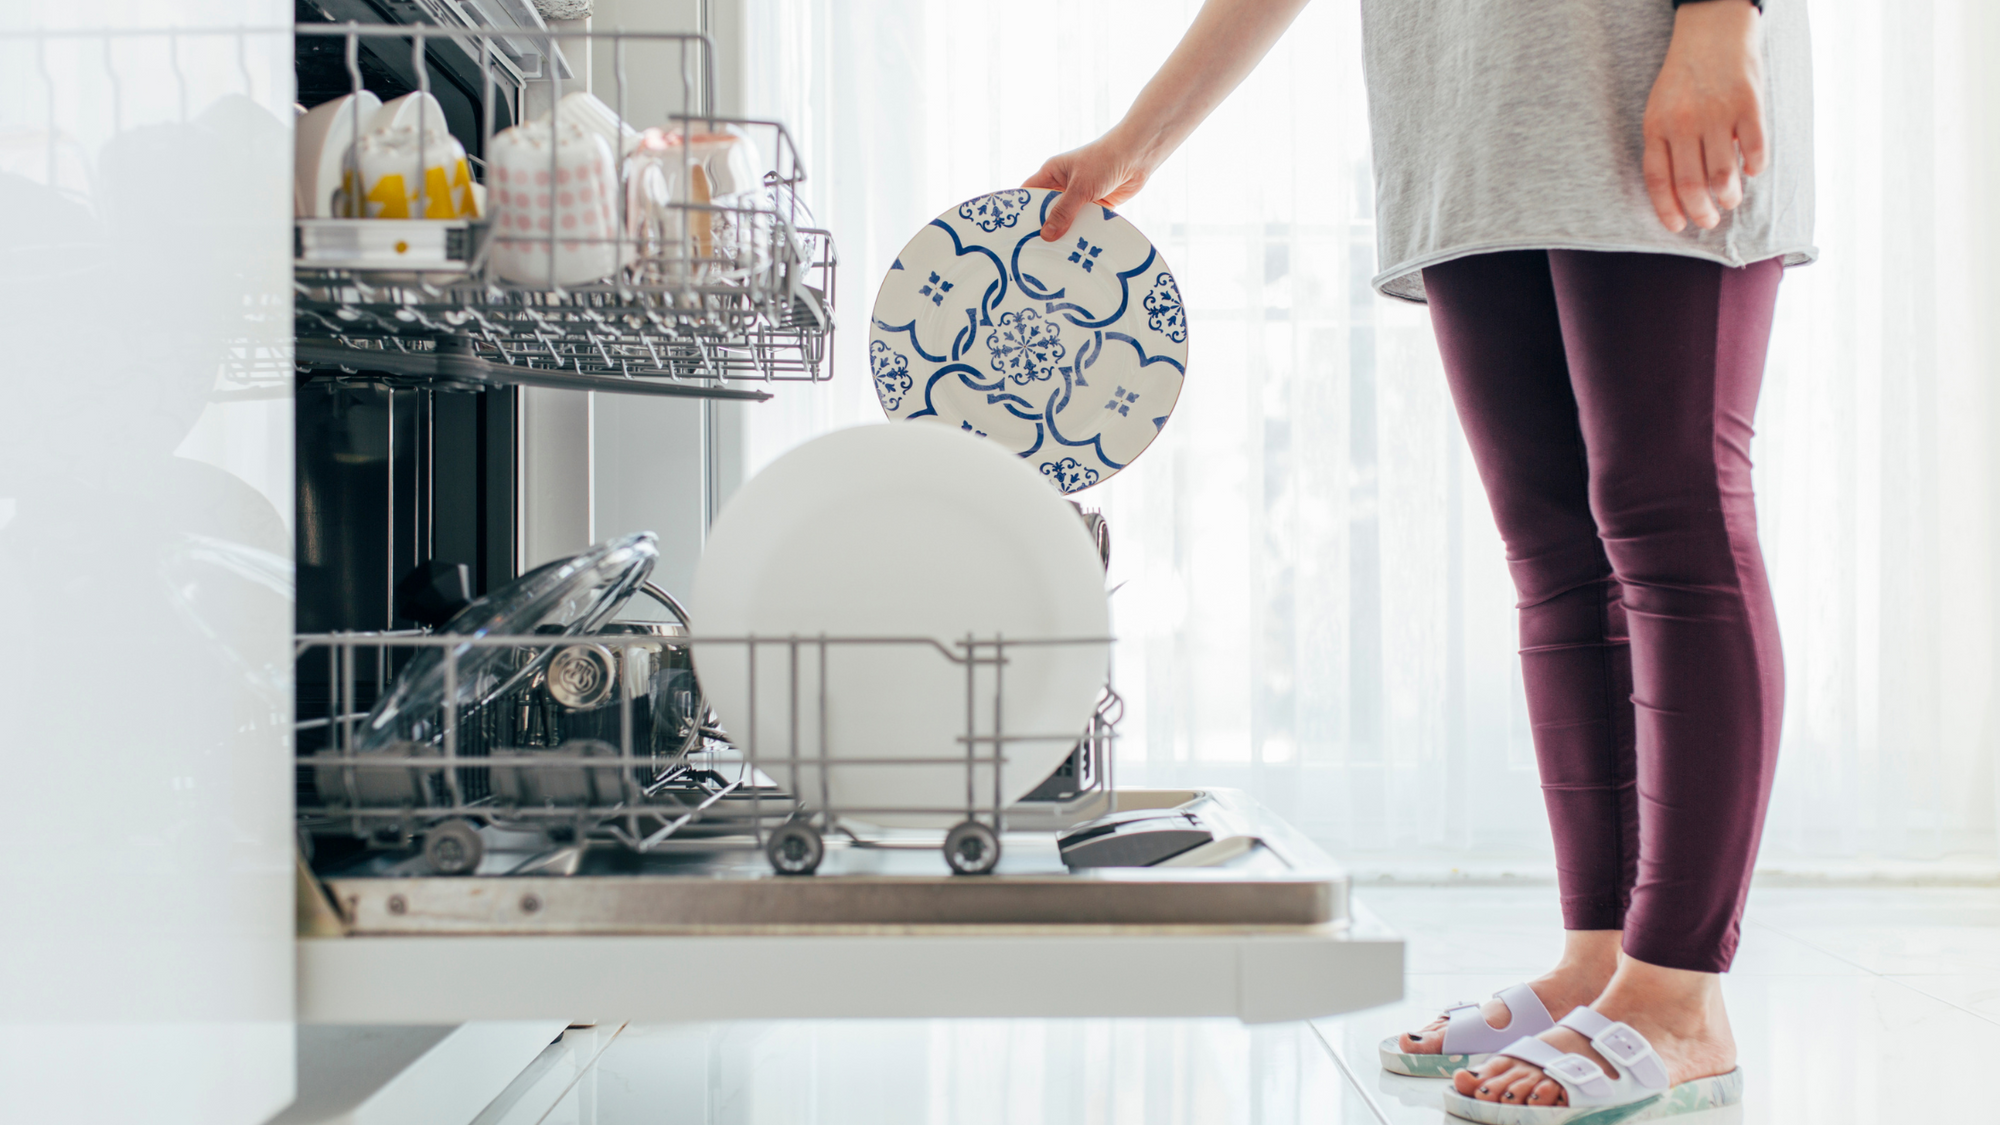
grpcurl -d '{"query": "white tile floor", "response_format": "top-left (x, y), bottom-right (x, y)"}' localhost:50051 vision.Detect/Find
top-left (470, 884), bottom-right (2000, 1125)
top-left (1330, 885), bottom-right (2000, 1125)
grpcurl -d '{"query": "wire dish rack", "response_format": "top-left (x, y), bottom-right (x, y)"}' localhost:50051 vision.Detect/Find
top-left (291, 23), bottom-right (836, 400)
top-left (295, 629), bottom-right (1118, 878)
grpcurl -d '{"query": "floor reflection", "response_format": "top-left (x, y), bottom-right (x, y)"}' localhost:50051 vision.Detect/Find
top-left (472, 885), bottom-right (2000, 1125)
top-left (480, 1018), bottom-right (1374, 1125)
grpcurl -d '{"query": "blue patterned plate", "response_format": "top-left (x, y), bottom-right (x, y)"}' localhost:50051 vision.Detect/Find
top-left (869, 188), bottom-right (1188, 494)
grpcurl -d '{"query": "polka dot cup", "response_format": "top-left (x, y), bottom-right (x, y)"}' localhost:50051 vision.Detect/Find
top-left (489, 120), bottom-right (622, 286)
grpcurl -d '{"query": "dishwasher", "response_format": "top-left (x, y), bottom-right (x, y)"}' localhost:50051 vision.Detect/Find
top-left (0, 8), bottom-right (1400, 1122)
top-left (271, 11), bottom-right (1400, 1030)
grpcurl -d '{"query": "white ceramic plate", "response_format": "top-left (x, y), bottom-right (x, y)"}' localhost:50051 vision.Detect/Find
top-left (869, 188), bottom-right (1189, 494)
top-left (689, 423), bottom-right (1110, 826)
top-left (294, 91), bottom-right (380, 217)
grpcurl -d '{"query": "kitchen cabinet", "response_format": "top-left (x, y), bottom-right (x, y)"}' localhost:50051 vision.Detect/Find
top-left (0, 4), bottom-right (299, 1123)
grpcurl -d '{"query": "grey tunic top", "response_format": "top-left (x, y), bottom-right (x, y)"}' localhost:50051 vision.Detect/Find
top-left (1359, 0), bottom-right (1817, 302)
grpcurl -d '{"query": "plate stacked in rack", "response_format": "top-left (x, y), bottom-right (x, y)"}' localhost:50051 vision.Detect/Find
top-left (690, 423), bottom-right (1110, 828)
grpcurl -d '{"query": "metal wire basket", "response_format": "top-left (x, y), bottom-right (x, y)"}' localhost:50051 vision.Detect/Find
top-left (295, 629), bottom-right (1118, 877)
top-left (291, 23), bottom-right (836, 399)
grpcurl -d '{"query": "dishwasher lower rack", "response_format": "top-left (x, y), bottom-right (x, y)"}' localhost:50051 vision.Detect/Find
top-left (296, 630), bottom-right (1117, 880)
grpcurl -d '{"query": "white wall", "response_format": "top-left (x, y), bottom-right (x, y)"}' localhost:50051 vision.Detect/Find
top-left (522, 386), bottom-right (597, 568)
top-left (0, 4), bottom-right (298, 1122)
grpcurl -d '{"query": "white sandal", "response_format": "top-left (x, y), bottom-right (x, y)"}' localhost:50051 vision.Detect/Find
top-left (1378, 983), bottom-right (1557, 1078)
top-left (1440, 1005), bottom-right (1744, 1123)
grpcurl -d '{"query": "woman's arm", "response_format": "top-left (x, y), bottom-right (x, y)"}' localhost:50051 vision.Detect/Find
top-left (1024, 0), bottom-right (1313, 241)
top-left (1645, 0), bottom-right (1767, 232)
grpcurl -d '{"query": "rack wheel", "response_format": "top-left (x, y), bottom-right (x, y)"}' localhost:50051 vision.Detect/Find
top-left (944, 820), bottom-right (1001, 875)
top-left (767, 822), bottom-right (825, 876)
top-left (423, 820), bottom-right (485, 876)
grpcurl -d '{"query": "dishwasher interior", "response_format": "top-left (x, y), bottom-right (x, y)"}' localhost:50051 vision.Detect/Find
top-left (287, 13), bottom-right (1353, 939)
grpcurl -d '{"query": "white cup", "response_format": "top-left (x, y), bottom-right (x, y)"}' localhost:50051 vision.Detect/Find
top-left (556, 91), bottom-right (641, 159)
top-left (488, 119), bottom-right (622, 286)
top-left (323, 91), bottom-right (478, 221)
top-left (369, 91), bottom-right (451, 136)
top-left (622, 128), bottom-right (701, 279)
top-left (687, 127), bottom-right (763, 197)
top-left (335, 123), bottom-right (477, 219)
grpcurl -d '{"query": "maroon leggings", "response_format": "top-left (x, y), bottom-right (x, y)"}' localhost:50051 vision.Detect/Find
top-left (1422, 250), bottom-right (1784, 973)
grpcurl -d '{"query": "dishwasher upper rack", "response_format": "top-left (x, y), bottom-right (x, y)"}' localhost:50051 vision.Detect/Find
top-left (291, 23), bottom-right (836, 395)
top-left (296, 630), bottom-right (1118, 878)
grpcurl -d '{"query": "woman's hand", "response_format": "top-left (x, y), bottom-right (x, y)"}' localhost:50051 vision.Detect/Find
top-left (1021, 0), bottom-right (1312, 243)
top-left (1024, 127), bottom-right (1160, 242)
top-left (1643, 0), bottom-right (1766, 233)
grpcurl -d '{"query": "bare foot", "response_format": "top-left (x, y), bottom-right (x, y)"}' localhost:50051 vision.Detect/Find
top-left (1453, 955), bottom-right (1736, 1107)
top-left (1399, 930), bottom-right (1619, 1055)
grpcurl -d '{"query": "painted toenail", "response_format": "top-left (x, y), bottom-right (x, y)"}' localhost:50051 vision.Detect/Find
top-left (1410, 1035), bottom-right (1423, 1042)
top-left (1504, 1092), bottom-right (1516, 1101)
top-left (1477, 1087), bottom-right (1489, 1095)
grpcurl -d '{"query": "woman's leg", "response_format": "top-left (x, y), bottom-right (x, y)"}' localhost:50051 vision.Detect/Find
top-left (1395, 249), bottom-right (1636, 1052)
top-left (1424, 250), bottom-right (1642, 928)
top-left (1457, 250), bottom-right (1784, 1106)
top-left (1554, 248), bottom-right (1785, 972)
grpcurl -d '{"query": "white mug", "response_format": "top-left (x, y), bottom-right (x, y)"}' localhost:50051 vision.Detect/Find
top-left (369, 91), bottom-right (451, 136)
top-left (337, 92), bottom-right (476, 220)
top-left (687, 127), bottom-right (763, 197)
top-left (623, 127), bottom-right (703, 280)
top-left (556, 91), bottom-right (641, 159)
top-left (337, 123), bottom-right (477, 219)
top-left (488, 119), bottom-right (622, 286)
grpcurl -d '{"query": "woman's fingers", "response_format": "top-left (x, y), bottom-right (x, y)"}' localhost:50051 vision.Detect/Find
top-left (1737, 107), bottom-right (1768, 178)
top-left (1026, 138), bottom-right (1150, 241)
top-left (1670, 133), bottom-right (1722, 230)
top-left (1704, 129), bottom-right (1743, 210)
top-left (1024, 167), bottom-right (1088, 242)
top-left (1644, 121), bottom-right (1752, 233)
top-left (1035, 156), bottom-right (1122, 241)
top-left (1641, 0), bottom-right (1764, 232)
top-left (1021, 157), bottom-right (1068, 192)
top-left (1642, 134), bottom-right (1687, 233)
top-left (1041, 186), bottom-right (1093, 242)
top-left (1026, 152), bottom-right (1091, 241)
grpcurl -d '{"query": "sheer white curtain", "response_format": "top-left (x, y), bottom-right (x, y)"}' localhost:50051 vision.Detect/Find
top-left (742, 0), bottom-right (2000, 876)
top-left (1755, 0), bottom-right (1998, 872)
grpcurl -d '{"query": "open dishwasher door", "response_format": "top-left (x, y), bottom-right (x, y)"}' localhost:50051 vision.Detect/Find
top-left (299, 788), bottom-right (1401, 1025)
top-left (296, 615), bottom-right (1401, 1028)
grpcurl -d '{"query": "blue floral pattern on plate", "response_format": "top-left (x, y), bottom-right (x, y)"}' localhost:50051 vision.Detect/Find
top-left (1040, 457), bottom-right (1099, 494)
top-left (957, 188), bottom-right (1033, 233)
top-left (871, 340), bottom-right (913, 410)
top-left (870, 188), bottom-right (1189, 494)
top-left (987, 308), bottom-right (1067, 385)
top-left (1143, 272), bottom-right (1186, 343)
